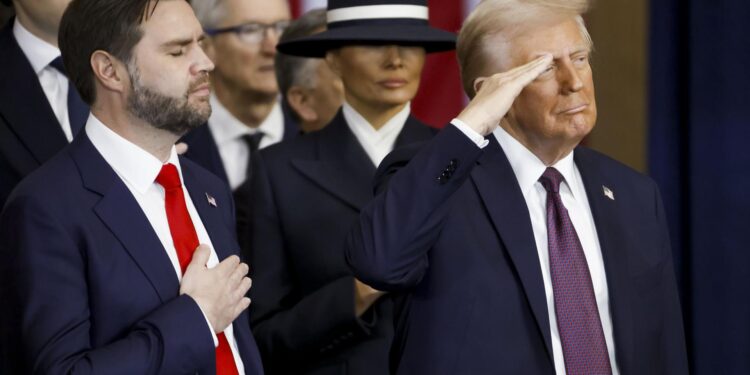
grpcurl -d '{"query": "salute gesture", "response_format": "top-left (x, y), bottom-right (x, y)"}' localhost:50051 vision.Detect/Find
top-left (457, 54), bottom-right (553, 136)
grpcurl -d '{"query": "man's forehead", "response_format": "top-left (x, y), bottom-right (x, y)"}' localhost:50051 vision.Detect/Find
top-left (140, 0), bottom-right (203, 44)
top-left (222, 0), bottom-right (291, 24)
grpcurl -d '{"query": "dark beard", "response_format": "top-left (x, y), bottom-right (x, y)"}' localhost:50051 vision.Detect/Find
top-left (126, 66), bottom-right (211, 136)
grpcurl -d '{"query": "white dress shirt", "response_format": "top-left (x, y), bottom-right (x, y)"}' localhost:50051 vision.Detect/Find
top-left (208, 94), bottom-right (285, 190)
top-left (342, 101), bottom-right (410, 167)
top-left (451, 119), bottom-right (620, 375)
top-left (13, 19), bottom-right (74, 142)
top-left (86, 115), bottom-right (246, 374)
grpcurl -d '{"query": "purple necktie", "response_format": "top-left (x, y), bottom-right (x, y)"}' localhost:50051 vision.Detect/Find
top-left (539, 167), bottom-right (612, 375)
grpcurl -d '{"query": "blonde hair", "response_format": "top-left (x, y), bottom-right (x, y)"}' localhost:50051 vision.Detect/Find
top-left (457, 0), bottom-right (592, 98)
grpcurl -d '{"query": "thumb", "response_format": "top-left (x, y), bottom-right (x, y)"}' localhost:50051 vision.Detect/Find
top-left (188, 244), bottom-right (211, 268)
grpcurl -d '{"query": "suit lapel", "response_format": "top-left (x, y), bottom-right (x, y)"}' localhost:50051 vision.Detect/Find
top-left (470, 138), bottom-right (554, 364)
top-left (574, 148), bottom-right (635, 371)
top-left (0, 22), bottom-right (68, 166)
top-left (394, 115), bottom-right (436, 148)
top-left (291, 112), bottom-right (376, 211)
top-left (180, 161), bottom-right (236, 262)
top-left (70, 134), bottom-right (179, 303)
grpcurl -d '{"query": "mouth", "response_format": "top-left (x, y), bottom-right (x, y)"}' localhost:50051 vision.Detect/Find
top-left (190, 83), bottom-right (211, 98)
top-left (378, 79), bottom-right (408, 89)
top-left (258, 65), bottom-right (275, 72)
top-left (558, 104), bottom-right (588, 115)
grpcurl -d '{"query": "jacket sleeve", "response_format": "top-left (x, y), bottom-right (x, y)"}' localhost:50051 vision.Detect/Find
top-left (245, 151), bottom-right (377, 368)
top-left (345, 125), bottom-right (484, 291)
top-left (0, 193), bottom-right (216, 375)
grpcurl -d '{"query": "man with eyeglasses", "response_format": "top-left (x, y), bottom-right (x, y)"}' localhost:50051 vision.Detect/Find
top-left (186, 0), bottom-right (298, 192)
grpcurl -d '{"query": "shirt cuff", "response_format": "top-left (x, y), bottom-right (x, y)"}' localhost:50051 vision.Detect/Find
top-left (197, 303), bottom-right (219, 347)
top-left (450, 118), bottom-right (490, 148)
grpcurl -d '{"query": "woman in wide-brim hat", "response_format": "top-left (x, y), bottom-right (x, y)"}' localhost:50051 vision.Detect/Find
top-left (241, 1), bottom-right (455, 374)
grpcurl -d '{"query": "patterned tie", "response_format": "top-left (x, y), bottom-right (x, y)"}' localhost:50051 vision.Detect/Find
top-left (155, 164), bottom-right (239, 375)
top-left (539, 167), bottom-right (612, 375)
top-left (49, 56), bottom-right (89, 136)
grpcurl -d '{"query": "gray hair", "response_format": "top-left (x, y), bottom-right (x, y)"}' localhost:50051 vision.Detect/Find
top-left (275, 8), bottom-right (328, 97)
top-left (191, 0), bottom-right (228, 29)
top-left (457, 0), bottom-right (593, 97)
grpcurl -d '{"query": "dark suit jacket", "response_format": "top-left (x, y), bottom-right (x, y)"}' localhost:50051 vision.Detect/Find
top-left (346, 125), bottom-right (689, 374)
top-left (0, 133), bottom-right (264, 375)
top-left (0, 20), bottom-right (69, 209)
top-left (243, 111), bottom-right (435, 374)
top-left (181, 102), bottom-right (299, 186)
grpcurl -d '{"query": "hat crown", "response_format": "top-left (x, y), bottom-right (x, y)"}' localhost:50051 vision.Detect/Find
top-left (326, 0), bottom-right (430, 28)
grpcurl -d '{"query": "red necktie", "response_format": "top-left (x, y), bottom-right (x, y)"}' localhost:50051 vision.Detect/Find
top-left (539, 167), bottom-right (612, 375)
top-left (156, 163), bottom-right (239, 375)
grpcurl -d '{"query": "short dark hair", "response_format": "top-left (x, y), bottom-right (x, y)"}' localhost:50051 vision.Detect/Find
top-left (58, 0), bottom-right (167, 105)
top-left (275, 9), bottom-right (327, 100)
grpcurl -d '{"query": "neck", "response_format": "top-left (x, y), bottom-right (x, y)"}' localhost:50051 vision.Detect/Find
top-left (15, 13), bottom-right (58, 48)
top-left (91, 103), bottom-right (180, 163)
top-left (346, 96), bottom-right (407, 130)
top-left (500, 120), bottom-right (578, 166)
top-left (213, 77), bottom-right (277, 129)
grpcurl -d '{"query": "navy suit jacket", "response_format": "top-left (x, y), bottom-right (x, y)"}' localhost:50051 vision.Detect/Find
top-left (346, 126), bottom-right (689, 374)
top-left (0, 20), bottom-right (69, 209)
top-left (0, 132), bottom-right (264, 375)
top-left (242, 111), bottom-right (435, 374)
top-left (181, 102), bottom-right (299, 186)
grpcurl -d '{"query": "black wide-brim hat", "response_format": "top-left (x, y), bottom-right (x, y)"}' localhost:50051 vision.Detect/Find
top-left (277, 0), bottom-right (457, 57)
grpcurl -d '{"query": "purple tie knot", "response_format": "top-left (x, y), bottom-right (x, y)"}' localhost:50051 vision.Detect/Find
top-left (539, 167), bottom-right (564, 193)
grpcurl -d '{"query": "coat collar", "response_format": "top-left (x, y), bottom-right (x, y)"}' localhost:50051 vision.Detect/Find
top-left (291, 110), bottom-right (434, 210)
top-left (0, 20), bottom-right (67, 166)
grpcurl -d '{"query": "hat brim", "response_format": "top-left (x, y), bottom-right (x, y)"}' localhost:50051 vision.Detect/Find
top-left (277, 24), bottom-right (456, 57)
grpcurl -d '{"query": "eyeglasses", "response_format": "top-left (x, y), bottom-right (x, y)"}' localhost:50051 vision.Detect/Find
top-left (204, 21), bottom-right (291, 44)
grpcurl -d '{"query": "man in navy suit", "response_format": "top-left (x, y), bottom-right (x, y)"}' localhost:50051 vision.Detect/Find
top-left (182, 0), bottom-right (298, 190)
top-left (0, 0), bottom-right (262, 374)
top-left (0, 0), bottom-right (88, 208)
top-left (346, 0), bottom-right (689, 374)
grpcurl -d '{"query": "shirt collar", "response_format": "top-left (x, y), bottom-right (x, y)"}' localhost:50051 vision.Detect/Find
top-left (207, 94), bottom-right (285, 146)
top-left (341, 101), bottom-right (410, 140)
top-left (492, 126), bottom-right (579, 200)
top-left (86, 114), bottom-right (182, 195)
top-left (13, 19), bottom-right (61, 75)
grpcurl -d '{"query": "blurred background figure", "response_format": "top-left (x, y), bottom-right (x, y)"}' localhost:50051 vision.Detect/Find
top-left (0, 0), bottom-right (88, 208)
top-left (275, 8), bottom-right (343, 133)
top-left (241, 0), bottom-right (455, 373)
top-left (185, 0), bottom-right (297, 191)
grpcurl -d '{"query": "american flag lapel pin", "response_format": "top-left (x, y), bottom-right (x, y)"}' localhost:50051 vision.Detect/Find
top-left (206, 193), bottom-right (217, 207)
top-left (602, 185), bottom-right (615, 201)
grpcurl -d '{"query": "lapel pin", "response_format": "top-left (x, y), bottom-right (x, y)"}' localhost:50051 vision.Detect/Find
top-left (602, 185), bottom-right (615, 201)
top-left (205, 193), bottom-right (217, 207)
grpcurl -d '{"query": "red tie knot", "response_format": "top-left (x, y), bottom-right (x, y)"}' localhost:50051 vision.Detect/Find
top-left (539, 167), bottom-right (564, 193)
top-left (156, 163), bottom-right (182, 191)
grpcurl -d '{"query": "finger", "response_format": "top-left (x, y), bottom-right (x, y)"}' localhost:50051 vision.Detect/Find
top-left (232, 297), bottom-right (251, 319)
top-left (228, 262), bottom-right (249, 286)
top-left (473, 77), bottom-right (487, 94)
top-left (514, 54), bottom-right (554, 84)
top-left (215, 254), bottom-right (241, 274)
top-left (502, 54), bottom-right (553, 79)
top-left (175, 142), bottom-right (189, 155)
top-left (237, 277), bottom-right (252, 297)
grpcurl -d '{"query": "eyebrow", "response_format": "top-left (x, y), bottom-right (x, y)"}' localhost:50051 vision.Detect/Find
top-left (161, 35), bottom-right (205, 49)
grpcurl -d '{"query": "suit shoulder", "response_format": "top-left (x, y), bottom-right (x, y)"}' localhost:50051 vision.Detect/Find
top-left (575, 146), bottom-right (658, 192)
top-left (257, 130), bottom-right (316, 165)
top-left (4, 148), bottom-right (78, 208)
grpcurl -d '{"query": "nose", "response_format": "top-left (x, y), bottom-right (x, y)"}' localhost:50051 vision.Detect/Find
top-left (558, 59), bottom-right (583, 94)
top-left (192, 43), bottom-right (215, 75)
top-left (383, 45), bottom-right (404, 69)
top-left (261, 28), bottom-right (280, 55)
